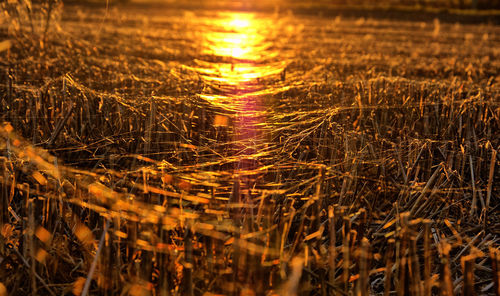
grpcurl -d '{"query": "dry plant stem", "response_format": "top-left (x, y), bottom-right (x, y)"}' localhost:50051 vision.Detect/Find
top-left (485, 148), bottom-right (496, 209)
top-left (453, 231), bottom-right (483, 262)
top-left (409, 165), bottom-right (441, 216)
top-left (47, 102), bottom-right (74, 146)
top-left (462, 254), bottom-right (476, 296)
top-left (286, 256), bottom-right (304, 296)
top-left (12, 247), bottom-right (56, 296)
top-left (469, 155), bottom-right (477, 217)
top-left (490, 247), bottom-right (500, 296)
top-left (28, 195), bottom-right (37, 296)
top-left (409, 236), bottom-right (422, 295)
top-left (145, 100), bottom-right (156, 154)
top-left (328, 205), bottom-right (336, 284)
top-left (42, 0), bottom-right (55, 45)
top-left (356, 237), bottom-right (369, 296)
top-left (439, 242), bottom-right (453, 296)
top-left (342, 216), bottom-right (350, 293)
top-left (397, 213), bottom-right (409, 296)
top-left (384, 239), bottom-right (395, 296)
top-left (183, 228), bottom-right (194, 296)
top-left (423, 220), bottom-right (432, 296)
top-left (82, 219), bottom-right (110, 296)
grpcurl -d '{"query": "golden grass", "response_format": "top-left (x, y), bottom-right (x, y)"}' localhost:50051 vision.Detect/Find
top-left (0, 1), bottom-right (499, 295)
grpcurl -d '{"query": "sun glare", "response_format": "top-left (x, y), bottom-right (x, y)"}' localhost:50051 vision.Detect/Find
top-left (194, 11), bottom-right (282, 89)
top-left (228, 18), bottom-right (251, 29)
top-left (204, 13), bottom-right (264, 61)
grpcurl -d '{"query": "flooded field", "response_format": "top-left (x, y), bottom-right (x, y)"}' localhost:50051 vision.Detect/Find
top-left (0, 1), bottom-right (499, 295)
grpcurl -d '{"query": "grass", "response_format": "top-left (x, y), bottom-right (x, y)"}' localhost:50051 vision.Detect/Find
top-left (0, 1), bottom-right (499, 295)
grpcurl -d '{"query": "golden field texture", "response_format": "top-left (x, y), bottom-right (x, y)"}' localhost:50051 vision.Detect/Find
top-left (0, 1), bottom-right (499, 295)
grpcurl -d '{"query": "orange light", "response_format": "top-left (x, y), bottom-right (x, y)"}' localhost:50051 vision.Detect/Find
top-left (203, 13), bottom-right (264, 61)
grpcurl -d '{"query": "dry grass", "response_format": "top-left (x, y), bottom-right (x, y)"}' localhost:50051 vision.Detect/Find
top-left (0, 1), bottom-right (499, 295)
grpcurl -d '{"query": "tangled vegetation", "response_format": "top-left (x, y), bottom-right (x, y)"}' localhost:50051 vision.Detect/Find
top-left (0, 1), bottom-right (499, 295)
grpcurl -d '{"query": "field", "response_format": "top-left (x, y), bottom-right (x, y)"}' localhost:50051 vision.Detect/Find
top-left (0, 1), bottom-right (499, 295)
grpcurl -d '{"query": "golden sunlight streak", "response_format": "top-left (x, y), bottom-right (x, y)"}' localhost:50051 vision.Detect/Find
top-left (203, 13), bottom-right (263, 61)
top-left (196, 12), bottom-right (283, 89)
top-left (229, 18), bottom-right (251, 30)
top-left (193, 11), bottom-right (285, 173)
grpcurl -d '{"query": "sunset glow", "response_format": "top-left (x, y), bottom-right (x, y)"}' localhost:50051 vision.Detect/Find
top-left (197, 12), bottom-right (283, 88)
top-left (203, 13), bottom-right (265, 61)
top-left (5, 0), bottom-right (496, 294)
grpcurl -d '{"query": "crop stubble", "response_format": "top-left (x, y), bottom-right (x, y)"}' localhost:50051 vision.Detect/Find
top-left (0, 2), bottom-right (499, 295)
